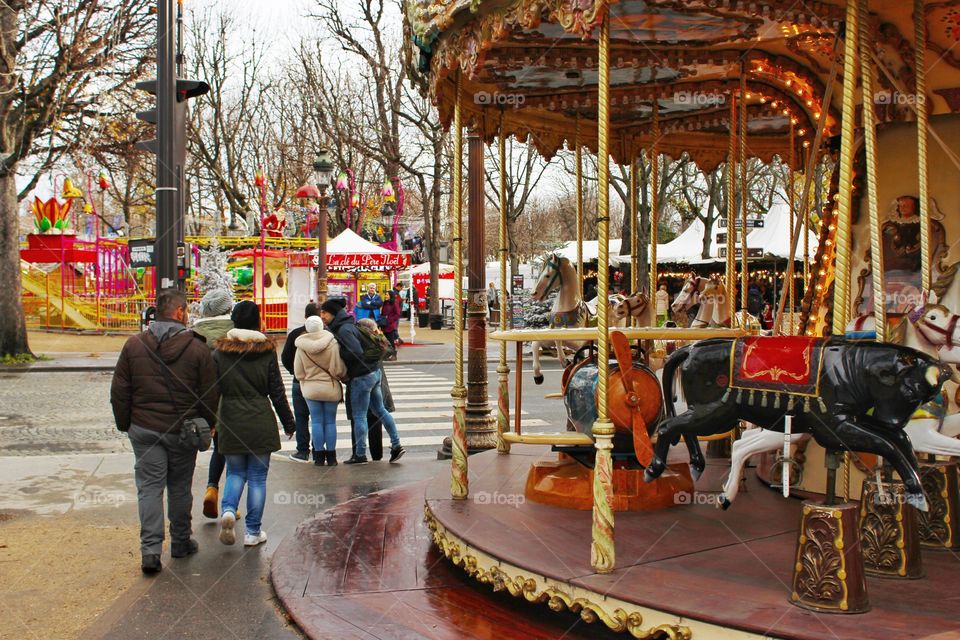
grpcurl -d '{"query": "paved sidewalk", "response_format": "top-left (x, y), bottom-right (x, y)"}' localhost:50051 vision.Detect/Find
top-left (0, 450), bottom-right (450, 639)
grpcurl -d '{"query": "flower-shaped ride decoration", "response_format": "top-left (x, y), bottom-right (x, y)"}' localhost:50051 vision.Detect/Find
top-left (31, 196), bottom-right (72, 233)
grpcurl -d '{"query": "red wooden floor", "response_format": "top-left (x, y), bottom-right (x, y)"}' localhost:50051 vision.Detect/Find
top-left (273, 446), bottom-right (960, 639)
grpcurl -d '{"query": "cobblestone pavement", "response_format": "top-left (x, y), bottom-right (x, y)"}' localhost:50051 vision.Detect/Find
top-left (0, 370), bottom-right (128, 456)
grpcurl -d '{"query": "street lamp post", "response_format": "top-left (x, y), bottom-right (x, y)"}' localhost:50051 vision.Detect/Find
top-left (303, 150), bottom-right (334, 302)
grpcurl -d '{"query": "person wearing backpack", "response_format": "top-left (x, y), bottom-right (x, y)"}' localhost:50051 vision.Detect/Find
top-left (319, 299), bottom-right (405, 465)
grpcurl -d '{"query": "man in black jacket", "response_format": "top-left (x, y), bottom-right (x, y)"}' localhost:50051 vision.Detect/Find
top-left (280, 302), bottom-right (319, 462)
top-left (320, 300), bottom-right (405, 464)
top-left (111, 288), bottom-right (219, 575)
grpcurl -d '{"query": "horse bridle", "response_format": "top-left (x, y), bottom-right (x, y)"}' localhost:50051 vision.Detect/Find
top-left (910, 304), bottom-right (960, 348)
top-left (619, 294), bottom-right (647, 318)
top-left (541, 256), bottom-right (563, 295)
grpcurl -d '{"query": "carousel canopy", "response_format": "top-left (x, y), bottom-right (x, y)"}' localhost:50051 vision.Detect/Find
top-left (407, 0), bottom-right (958, 169)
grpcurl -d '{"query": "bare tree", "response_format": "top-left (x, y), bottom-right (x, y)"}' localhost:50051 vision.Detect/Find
top-left (0, 0), bottom-right (153, 357)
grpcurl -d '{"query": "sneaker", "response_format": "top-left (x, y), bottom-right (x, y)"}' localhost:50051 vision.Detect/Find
top-left (141, 554), bottom-right (161, 575)
top-left (389, 446), bottom-right (406, 463)
top-left (344, 455), bottom-right (369, 465)
top-left (219, 511), bottom-right (236, 545)
top-left (171, 538), bottom-right (199, 558)
top-left (244, 530), bottom-right (267, 547)
top-left (289, 450), bottom-right (310, 463)
top-left (202, 486), bottom-right (218, 519)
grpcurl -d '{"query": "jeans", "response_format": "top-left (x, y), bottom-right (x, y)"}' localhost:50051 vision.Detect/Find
top-left (291, 380), bottom-right (311, 454)
top-left (349, 369), bottom-right (400, 458)
top-left (306, 399), bottom-right (338, 452)
top-left (222, 453), bottom-right (271, 536)
top-left (128, 425), bottom-right (198, 555)
top-left (207, 432), bottom-right (225, 487)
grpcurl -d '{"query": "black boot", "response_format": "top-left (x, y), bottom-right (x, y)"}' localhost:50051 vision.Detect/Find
top-left (313, 451), bottom-right (325, 466)
top-left (326, 451), bottom-right (338, 466)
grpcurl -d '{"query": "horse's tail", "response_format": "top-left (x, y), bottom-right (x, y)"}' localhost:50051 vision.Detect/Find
top-left (661, 346), bottom-right (690, 419)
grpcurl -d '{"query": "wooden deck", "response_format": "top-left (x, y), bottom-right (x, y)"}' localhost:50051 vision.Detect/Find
top-left (273, 445), bottom-right (960, 639)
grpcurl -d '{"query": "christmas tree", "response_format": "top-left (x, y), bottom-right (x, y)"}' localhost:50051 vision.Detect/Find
top-left (195, 236), bottom-right (234, 299)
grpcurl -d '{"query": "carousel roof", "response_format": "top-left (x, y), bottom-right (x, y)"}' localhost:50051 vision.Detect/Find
top-left (407, 0), bottom-right (960, 169)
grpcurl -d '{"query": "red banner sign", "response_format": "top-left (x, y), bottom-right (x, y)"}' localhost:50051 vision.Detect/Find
top-left (287, 252), bottom-right (410, 271)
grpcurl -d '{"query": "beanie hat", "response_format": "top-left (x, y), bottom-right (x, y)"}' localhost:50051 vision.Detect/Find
top-left (231, 300), bottom-right (260, 330)
top-left (200, 289), bottom-right (233, 318)
top-left (320, 299), bottom-right (343, 315)
top-left (304, 316), bottom-right (324, 333)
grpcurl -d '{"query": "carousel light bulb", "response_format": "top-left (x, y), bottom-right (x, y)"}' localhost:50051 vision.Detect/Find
top-left (791, 117), bottom-right (799, 125)
top-left (806, 99), bottom-right (813, 107)
top-left (798, 128), bottom-right (806, 136)
top-left (814, 111), bottom-right (821, 120)
top-left (786, 79), bottom-right (793, 86)
top-left (803, 141), bottom-right (811, 147)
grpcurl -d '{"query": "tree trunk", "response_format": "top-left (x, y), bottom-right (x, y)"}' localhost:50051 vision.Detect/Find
top-left (0, 171), bottom-right (31, 357)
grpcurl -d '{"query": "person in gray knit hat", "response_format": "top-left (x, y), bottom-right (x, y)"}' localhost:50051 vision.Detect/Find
top-left (191, 289), bottom-right (234, 519)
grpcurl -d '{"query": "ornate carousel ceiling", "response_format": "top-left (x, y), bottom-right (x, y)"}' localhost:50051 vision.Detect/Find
top-left (406, 0), bottom-right (960, 169)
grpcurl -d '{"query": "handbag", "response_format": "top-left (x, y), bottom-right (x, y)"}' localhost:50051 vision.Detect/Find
top-left (147, 338), bottom-right (212, 451)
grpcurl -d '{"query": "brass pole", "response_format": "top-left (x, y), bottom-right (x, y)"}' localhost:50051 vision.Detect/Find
top-left (788, 122), bottom-right (796, 335)
top-left (630, 147), bottom-right (638, 300)
top-left (576, 117), bottom-right (584, 301)
top-left (915, 0), bottom-right (931, 292)
top-left (497, 127), bottom-right (511, 454)
top-left (860, 0), bottom-right (885, 338)
top-left (739, 72), bottom-right (749, 328)
top-left (450, 75), bottom-right (468, 499)
top-left (591, 14), bottom-right (616, 575)
top-left (727, 94), bottom-right (737, 322)
top-left (650, 101), bottom-right (660, 309)
top-left (832, 0), bottom-right (860, 336)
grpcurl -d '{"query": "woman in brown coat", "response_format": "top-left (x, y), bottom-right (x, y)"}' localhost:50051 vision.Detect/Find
top-left (294, 316), bottom-right (346, 465)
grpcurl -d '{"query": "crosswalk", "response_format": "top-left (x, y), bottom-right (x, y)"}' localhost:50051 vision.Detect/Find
top-left (275, 365), bottom-right (550, 456)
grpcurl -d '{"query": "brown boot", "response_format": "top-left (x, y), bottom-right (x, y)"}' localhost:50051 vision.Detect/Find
top-left (202, 486), bottom-right (218, 519)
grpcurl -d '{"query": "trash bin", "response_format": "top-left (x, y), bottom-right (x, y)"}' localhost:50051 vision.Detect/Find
top-left (429, 314), bottom-right (443, 330)
top-left (418, 313), bottom-right (430, 328)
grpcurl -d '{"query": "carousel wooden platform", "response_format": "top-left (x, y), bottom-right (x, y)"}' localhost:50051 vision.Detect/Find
top-left (273, 445), bottom-right (960, 639)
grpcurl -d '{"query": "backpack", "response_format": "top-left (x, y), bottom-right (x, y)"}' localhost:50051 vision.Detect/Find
top-left (356, 323), bottom-right (389, 364)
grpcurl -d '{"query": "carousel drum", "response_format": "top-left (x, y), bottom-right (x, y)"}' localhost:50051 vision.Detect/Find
top-left (563, 356), bottom-right (663, 457)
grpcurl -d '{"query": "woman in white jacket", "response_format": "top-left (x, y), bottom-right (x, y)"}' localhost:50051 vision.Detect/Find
top-left (294, 316), bottom-right (347, 465)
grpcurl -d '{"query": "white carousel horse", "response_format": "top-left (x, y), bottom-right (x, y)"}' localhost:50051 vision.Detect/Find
top-left (671, 275), bottom-right (766, 332)
top-left (529, 255), bottom-right (652, 384)
top-left (718, 293), bottom-right (960, 508)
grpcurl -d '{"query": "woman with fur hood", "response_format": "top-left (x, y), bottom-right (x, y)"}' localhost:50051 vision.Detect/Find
top-left (293, 316), bottom-right (346, 466)
top-left (213, 301), bottom-right (295, 547)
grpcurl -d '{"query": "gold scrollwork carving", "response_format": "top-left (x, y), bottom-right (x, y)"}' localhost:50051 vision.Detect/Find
top-left (425, 504), bottom-right (692, 639)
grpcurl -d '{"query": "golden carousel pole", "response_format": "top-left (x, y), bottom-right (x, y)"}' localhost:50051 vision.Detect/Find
top-left (497, 121), bottom-right (511, 455)
top-left (576, 117), bottom-right (584, 301)
top-left (450, 74), bottom-right (468, 500)
top-left (788, 122), bottom-right (796, 335)
top-left (650, 101), bottom-right (660, 311)
top-left (727, 93), bottom-right (737, 322)
top-left (739, 72), bottom-right (749, 328)
top-left (630, 146), bottom-right (638, 301)
top-left (591, 13), bottom-right (616, 574)
top-left (915, 0), bottom-right (931, 292)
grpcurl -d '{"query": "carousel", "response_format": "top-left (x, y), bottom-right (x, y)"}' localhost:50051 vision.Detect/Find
top-left (271, 0), bottom-right (960, 637)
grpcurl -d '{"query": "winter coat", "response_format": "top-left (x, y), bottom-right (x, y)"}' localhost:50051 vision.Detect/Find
top-left (111, 321), bottom-right (219, 434)
top-left (381, 294), bottom-right (401, 333)
top-left (192, 316), bottom-right (233, 348)
top-left (355, 292), bottom-right (383, 321)
top-left (213, 328), bottom-right (295, 455)
top-left (326, 307), bottom-right (376, 379)
top-left (281, 325), bottom-right (307, 376)
top-left (294, 329), bottom-right (346, 402)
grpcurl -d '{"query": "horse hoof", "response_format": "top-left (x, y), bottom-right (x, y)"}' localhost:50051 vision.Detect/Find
top-left (533, 375), bottom-right (544, 385)
top-left (719, 497), bottom-right (732, 511)
top-left (690, 464), bottom-right (704, 482)
top-left (643, 467), bottom-right (660, 483)
top-left (906, 493), bottom-right (929, 512)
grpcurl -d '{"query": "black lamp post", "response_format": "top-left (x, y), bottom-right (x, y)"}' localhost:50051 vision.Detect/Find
top-left (311, 149), bottom-right (334, 301)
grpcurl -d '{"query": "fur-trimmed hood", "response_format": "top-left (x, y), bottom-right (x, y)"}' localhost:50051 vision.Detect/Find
top-left (214, 328), bottom-right (275, 355)
top-left (294, 329), bottom-right (337, 356)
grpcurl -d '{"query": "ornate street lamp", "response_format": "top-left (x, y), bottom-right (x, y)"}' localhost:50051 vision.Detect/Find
top-left (305, 149), bottom-right (334, 301)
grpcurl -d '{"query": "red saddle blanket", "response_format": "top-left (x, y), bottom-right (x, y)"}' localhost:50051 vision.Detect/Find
top-left (730, 336), bottom-right (826, 396)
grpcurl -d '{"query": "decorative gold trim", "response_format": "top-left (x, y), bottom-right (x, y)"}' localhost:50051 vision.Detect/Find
top-left (425, 503), bottom-right (707, 639)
